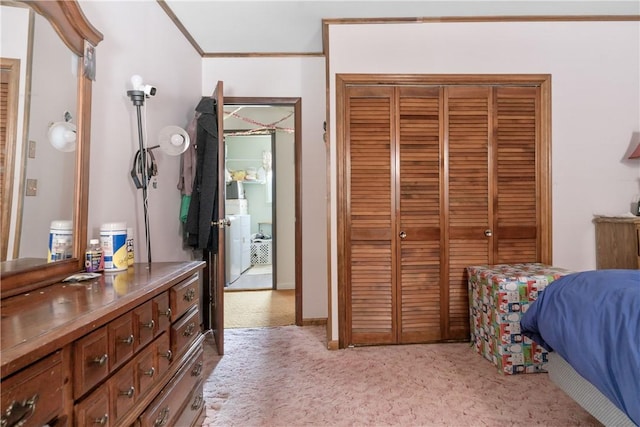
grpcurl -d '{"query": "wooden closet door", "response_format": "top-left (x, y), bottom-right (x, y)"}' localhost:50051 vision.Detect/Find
top-left (445, 86), bottom-right (492, 340)
top-left (344, 86), bottom-right (396, 345)
top-left (493, 86), bottom-right (540, 262)
top-left (397, 86), bottom-right (444, 343)
top-left (339, 77), bottom-right (548, 348)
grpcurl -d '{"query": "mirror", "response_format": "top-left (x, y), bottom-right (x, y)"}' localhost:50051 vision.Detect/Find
top-left (2, 8), bottom-right (77, 262)
top-left (0, 0), bottom-right (102, 297)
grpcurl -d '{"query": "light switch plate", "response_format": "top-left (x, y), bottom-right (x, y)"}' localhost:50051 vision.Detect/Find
top-left (28, 140), bottom-right (36, 158)
top-left (26, 179), bottom-right (37, 196)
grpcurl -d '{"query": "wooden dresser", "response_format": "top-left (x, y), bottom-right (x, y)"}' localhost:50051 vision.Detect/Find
top-left (593, 216), bottom-right (640, 269)
top-left (1, 261), bottom-right (206, 427)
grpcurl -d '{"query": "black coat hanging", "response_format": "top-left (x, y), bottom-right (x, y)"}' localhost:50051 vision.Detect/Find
top-left (185, 97), bottom-right (219, 251)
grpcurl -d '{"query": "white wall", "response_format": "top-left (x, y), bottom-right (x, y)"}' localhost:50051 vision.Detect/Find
top-left (327, 20), bottom-right (640, 340)
top-left (202, 57), bottom-right (328, 319)
top-left (79, 1), bottom-right (202, 262)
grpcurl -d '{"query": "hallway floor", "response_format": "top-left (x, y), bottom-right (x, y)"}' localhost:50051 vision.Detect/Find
top-left (225, 265), bottom-right (272, 290)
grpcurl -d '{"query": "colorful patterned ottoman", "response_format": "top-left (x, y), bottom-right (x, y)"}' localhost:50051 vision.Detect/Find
top-left (467, 263), bottom-right (571, 375)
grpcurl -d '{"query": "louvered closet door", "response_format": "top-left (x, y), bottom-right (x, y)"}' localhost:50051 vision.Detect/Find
top-left (341, 80), bottom-right (545, 347)
top-left (397, 87), bottom-right (443, 343)
top-left (493, 87), bottom-right (540, 262)
top-left (445, 87), bottom-right (492, 340)
top-left (345, 86), bottom-right (396, 345)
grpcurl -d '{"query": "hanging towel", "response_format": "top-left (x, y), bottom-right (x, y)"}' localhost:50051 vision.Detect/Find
top-left (180, 195), bottom-right (191, 223)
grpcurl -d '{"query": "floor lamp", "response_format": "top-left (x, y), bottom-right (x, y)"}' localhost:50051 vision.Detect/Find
top-left (127, 87), bottom-right (153, 265)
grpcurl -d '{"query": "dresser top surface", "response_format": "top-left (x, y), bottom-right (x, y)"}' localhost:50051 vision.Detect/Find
top-left (593, 215), bottom-right (640, 224)
top-left (1, 261), bottom-right (205, 377)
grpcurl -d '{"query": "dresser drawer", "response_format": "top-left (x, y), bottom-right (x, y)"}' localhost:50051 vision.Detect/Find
top-left (109, 361), bottom-right (136, 420)
top-left (74, 388), bottom-right (110, 427)
top-left (153, 292), bottom-right (171, 336)
top-left (170, 274), bottom-right (200, 320)
top-left (74, 326), bottom-right (110, 399)
top-left (134, 300), bottom-right (155, 351)
top-left (155, 332), bottom-right (172, 377)
top-left (137, 346), bottom-right (204, 427)
top-left (109, 311), bottom-right (135, 371)
top-left (173, 380), bottom-right (204, 427)
top-left (171, 306), bottom-right (200, 359)
top-left (136, 343), bottom-right (157, 398)
top-left (1, 351), bottom-right (66, 427)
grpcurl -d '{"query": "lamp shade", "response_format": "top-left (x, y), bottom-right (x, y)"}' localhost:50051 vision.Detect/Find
top-left (158, 125), bottom-right (189, 156)
top-left (48, 121), bottom-right (77, 152)
top-left (629, 142), bottom-right (640, 159)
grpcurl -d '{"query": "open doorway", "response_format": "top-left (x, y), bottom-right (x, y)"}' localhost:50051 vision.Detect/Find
top-left (224, 131), bottom-right (276, 291)
top-left (221, 100), bottom-right (301, 329)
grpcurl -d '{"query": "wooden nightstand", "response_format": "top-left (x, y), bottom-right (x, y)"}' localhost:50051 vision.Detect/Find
top-left (593, 216), bottom-right (640, 269)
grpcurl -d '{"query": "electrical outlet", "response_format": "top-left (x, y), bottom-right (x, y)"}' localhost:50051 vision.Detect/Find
top-left (28, 140), bottom-right (36, 158)
top-left (26, 179), bottom-right (37, 196)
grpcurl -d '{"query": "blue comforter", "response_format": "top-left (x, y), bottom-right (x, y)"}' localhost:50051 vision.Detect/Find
top-left (520, 269), bottom-right (640, 425)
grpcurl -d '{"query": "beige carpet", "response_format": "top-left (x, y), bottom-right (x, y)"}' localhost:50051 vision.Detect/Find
top-left (202, 326), bottom-right (601, 426)
top-left (224, 290), bottom-right (294, 328)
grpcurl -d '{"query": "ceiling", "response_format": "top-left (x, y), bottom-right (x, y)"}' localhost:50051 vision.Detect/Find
top-left (161, 1), bottom-right (640, 55)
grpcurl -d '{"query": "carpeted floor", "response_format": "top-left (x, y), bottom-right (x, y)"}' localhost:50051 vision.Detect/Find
top-left (224, 290), bottom-right (295, 328)
top-left (201, 326), bottom-right (602, 427)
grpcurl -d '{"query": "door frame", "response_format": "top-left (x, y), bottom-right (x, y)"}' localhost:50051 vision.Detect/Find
top-left (336, 73), bottom-right (552, 348)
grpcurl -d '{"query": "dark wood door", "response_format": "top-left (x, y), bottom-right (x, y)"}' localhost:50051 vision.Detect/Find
top-left (201, 82), bottom-right (225, 354)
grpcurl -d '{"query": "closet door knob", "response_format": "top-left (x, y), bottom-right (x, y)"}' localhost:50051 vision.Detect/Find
top-left (484, 229), bottom-right (493, 237)
top-left (399, 231), bottom-right (407, 239)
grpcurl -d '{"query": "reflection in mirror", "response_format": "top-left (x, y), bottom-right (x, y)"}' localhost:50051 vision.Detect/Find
top-left (0, 0), bottom-right (102, 297)
top-left (1, 5), bottom-right (77, 264)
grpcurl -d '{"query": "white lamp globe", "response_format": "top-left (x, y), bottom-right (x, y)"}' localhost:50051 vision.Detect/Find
top-left (48, 122), bottom-right (77, 152)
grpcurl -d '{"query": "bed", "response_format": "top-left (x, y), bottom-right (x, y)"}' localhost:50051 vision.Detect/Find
top-left (520, 269), bottom-right (640, 426)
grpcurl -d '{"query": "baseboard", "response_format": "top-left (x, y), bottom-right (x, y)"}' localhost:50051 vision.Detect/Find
top-left (302, 318), bottom-right (327, 326)
top-left (299, 319), bottom-right (338, 349)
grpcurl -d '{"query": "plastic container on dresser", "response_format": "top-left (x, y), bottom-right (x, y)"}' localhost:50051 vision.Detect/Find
top-left (0, 261), bottom-right (207, 427)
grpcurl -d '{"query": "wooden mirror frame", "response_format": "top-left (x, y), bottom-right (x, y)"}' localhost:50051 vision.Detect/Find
top-left (0, 0), bottom-right (103, 298)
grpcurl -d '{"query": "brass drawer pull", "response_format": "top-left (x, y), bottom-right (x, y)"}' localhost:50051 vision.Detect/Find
top-left (159, 308), bottom-right (171, 320)
top-left (191, 393), bottom-right (203, 410)
top-left (92, 354), bottom-right (108, 366)
top-left (154, 407), bottom-right (170, 426)
top-left (94, 414), bottom-right (108, 425)
top-left (119, 386), bottom-right (135, 398)
top-left (191, 362), bottom-right (203, 377)
top-left (182, 323), bottom-right (196, 337)
top-left (1, 394), bottom-right (39, 427)
top-left (183, 288), bottom-right (196, 302)
top-left (119, 334), bottom-right (134, 345)
top-left (141, 319), bottom-right (155, 329)
top-left (159, 349), bottom-right (172, 361)
top-left (144, 367), bottom-right (155, 377)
